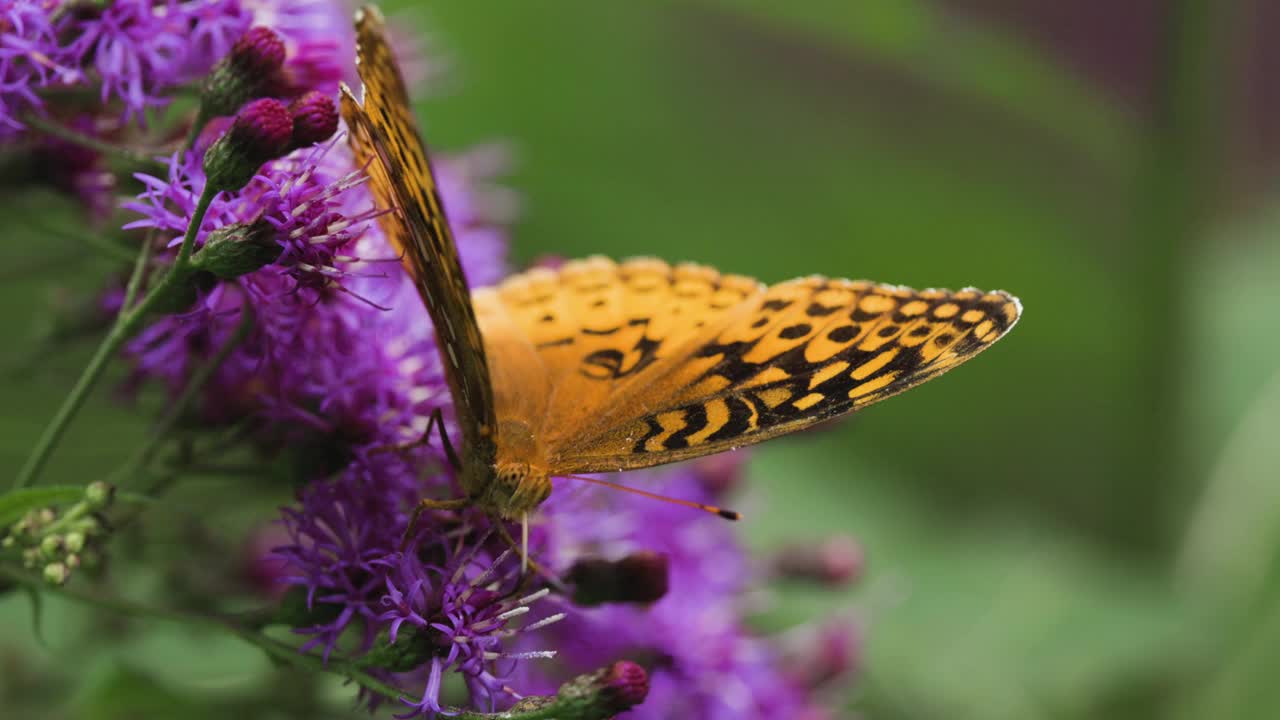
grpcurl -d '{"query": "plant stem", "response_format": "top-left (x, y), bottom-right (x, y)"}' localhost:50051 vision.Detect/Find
top-left (12, 186), bottom-right (217, 490)
top-left (117, 304), bottom-right (254, 490)
top-left (21, 112), bottom-right (164, 168)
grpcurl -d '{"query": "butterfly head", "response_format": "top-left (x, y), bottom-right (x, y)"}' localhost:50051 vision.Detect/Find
top-left (476, 462), bottom-right (551, 519)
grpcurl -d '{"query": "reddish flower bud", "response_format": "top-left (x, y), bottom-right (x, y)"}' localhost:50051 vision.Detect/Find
top-left (203, 98), bottom-right (293, 193)
top-left (194, 27), bottom-right (288, 135)
top-left (288, 91), bottom-right (339, 149)
top-left (783, 619), bottom-right (862, 690)
top-left (565, 551), bottom-right (669, 606)
top-left (601, 660), bottom-right (649, 711)
top-left (773, 534), bottom-right (864, 587)
top-left (230, 27), bottom-right (287, 76)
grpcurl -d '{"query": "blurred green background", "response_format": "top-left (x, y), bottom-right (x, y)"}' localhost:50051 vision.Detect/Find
top-left (4, 1), bottom-right (1280, 718)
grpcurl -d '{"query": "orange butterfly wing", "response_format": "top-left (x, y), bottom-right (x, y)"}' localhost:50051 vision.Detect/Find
top-left (474, 257), bottom-right (1021, 474)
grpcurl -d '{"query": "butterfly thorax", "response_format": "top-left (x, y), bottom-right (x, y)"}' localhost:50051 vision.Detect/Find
top-left (464, 419), bottom-right (552, 519)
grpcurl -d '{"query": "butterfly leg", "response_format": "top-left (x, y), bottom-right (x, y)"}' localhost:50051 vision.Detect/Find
top-left (400, 495), bottom-right (470, 551)
top-left (371, 407), bottom-right (461, 471)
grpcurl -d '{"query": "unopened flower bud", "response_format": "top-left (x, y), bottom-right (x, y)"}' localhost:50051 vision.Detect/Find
top-left (783, 619), bottom-right (862, 689)
top-left (191, 221), bottom-right (282, 278)
top-left (39, 535), bottom-right (62, 558)
top-left (516, 660), bottom-right (651, 716)
top-left (63, 531), bottom-right (86, 553)
top-left (600, 660), bottom-right (649, 712)
top-left (288, 91), bottom-right (339, 149)
top-left (773, 535), bottom-right (863, 587)
top-left (84, 481), bottom-right (114, 510)
top-left (565, 551), bottom-right (669, 606)
top-left (43, 562), bottom-right (70, 585)
top-left (203, 98), bottom-right (293, 193)
top-left (196, 27), bottom-right (288, 126)
top-left (65, 553), bottom-right (81, 570)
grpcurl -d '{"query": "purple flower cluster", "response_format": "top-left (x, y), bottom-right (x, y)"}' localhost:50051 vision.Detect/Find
top-left (1, 0), bottom-right (253, 132)
top-left (31, 1), bottom-right (866, 717)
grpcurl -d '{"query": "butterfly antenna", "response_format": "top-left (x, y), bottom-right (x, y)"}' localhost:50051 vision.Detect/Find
top-left (560, 475), bottom-right (741, 520)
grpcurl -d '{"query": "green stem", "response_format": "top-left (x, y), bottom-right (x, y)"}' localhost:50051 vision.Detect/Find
top-left (21, 113), bottom-right (164, 168)
top-left (114, 304), bottom-right (255, 491)
top-left (12, 309), bottom-right (131, 490)
top-left (12, 186), bottom-right (218, 490)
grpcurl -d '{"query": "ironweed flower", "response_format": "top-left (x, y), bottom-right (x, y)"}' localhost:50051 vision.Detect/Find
top-left (62, 0), bottom-right (252, 122)
top-left (0, 0), bottom-right (70, 135)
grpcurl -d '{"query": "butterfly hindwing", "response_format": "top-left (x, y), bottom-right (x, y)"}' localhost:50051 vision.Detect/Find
top-left (341, 7), bottom-right (497, 467)
top-left (477, 260), bottom-right (1021, 474)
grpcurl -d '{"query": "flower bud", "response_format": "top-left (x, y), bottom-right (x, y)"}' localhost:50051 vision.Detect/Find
top-left (203, 99), bottom-right (294, 193)
top-left (565, 551), bottom-right (669, 606)
top-left (84, 481), bottom-right (115, 510)
top-left (39, 534), bottom-right (62, 559)
top-left (196, 27), bottom-right (288, 125)
top-left (190, 221), bottom-right (282, 279)
top-left (63, 531), bottom-right (86, 553)
top-left (773, 534), bottom-right (863, 587)
top-left (288, 91), bottom-right (339, 150)
top-left (600, 660), bottom-right (649, 712)
top-left (43, 562), bottom-right (70, 585)
top-left (513, 660), bottom-right (651, 717)
top-left (782, 619), bottom-right (862, 690)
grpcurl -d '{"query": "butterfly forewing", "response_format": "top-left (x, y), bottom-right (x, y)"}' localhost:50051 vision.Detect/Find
top-left (341, 7), bottom-right (497, 467)
top-left (476, 259), bottom-right (1021, 474)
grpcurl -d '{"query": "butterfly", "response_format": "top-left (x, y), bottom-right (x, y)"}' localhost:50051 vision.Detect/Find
top-left (339, 6), bottom-right (1021, 531)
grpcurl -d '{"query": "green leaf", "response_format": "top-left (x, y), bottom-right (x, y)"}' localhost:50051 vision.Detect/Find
top-left (0, 486), bottom-right (84, 528)
top-left (0, 486), bottom-right (153, 528)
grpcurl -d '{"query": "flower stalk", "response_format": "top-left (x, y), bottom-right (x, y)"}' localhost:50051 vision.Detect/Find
top-left (12, 183), bottom-right (217, 490)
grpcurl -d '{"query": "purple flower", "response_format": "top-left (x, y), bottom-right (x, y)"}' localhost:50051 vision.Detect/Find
top-left (62, 0), bottom-right (251, 122)
top-left (29, 114), bottom-right (116, 221)
top-left (0, 0), bottom-right (74, 135)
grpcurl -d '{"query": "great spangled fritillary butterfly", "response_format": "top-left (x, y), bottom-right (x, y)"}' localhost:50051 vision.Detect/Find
top-left (339, 6), bottom-right (1021, 525)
